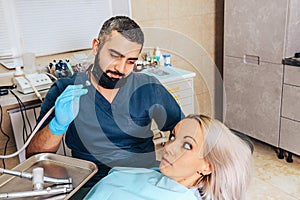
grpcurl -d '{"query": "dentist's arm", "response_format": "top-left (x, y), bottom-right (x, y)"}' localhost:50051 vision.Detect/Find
top-left (26, 85), bottom-right (88, 158)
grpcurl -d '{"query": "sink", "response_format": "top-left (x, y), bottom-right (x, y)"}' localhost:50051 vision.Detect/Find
top-left (147, 68), bottom-right (170, 76)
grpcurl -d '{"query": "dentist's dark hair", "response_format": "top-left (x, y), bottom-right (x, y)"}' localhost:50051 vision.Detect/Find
top-left (97, 16), bottom-right (144, 51)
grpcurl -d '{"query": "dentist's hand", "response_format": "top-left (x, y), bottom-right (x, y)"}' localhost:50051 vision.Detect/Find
top-left (49, 85), bottom-right (88, 135)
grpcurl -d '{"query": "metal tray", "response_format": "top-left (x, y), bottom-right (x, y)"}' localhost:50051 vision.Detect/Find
top-left (0, 153), bottom-right (98, 199)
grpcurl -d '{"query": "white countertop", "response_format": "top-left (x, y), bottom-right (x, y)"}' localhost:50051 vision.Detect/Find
top-left (141, 67), bottom-right (196, 83)
top-left (0, 89), bottom-right (48, 107)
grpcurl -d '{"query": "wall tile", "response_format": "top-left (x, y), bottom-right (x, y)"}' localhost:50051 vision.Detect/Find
top-left (169, 0), bottom-right (202, 18)
top-left (195, 92), bottom-right (213, 117)
top-left (169, 16), bottom-right (202, 43)
top-left (137, 19), bottom-right (169, 28)
top-left (131, 0), bottom-right (169, 21)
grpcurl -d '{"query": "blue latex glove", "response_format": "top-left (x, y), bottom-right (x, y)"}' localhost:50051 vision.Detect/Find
top-left (49, 85), bottom-right (88, 135)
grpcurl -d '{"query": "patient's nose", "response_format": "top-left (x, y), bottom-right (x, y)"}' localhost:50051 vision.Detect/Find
top-left (164, 140), bottom-right (177, 156)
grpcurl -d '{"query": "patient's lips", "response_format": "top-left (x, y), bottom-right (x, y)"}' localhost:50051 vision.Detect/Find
top-left (161, 156), bottom-right (173, 166)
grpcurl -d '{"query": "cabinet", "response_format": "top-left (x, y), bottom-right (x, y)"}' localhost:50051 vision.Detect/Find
top-left (224, 0), bottom-right (300, 158)
top-left (223, 57), bottom-right (282, 147)
top-left (142, 67), bottom-right (196, 115)
top-left (279, 63), bottom-right (300, 158)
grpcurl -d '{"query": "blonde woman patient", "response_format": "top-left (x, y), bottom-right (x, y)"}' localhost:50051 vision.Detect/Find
top-left (84, 114), bottom-right (253, 200)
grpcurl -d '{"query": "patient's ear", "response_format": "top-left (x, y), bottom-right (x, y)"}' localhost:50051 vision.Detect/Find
top-left (203, 163), bottom-right (212, 176)
top-left (199, 161), bottom-right (212, 176)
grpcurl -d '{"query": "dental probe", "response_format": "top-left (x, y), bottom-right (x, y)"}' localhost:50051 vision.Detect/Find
top-left (0, 185), bottom-right (73, 199)
top-left (0, 168), bottom-right (72, 184)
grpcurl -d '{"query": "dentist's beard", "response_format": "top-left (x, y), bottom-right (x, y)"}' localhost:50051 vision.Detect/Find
top-left (91, 56), bottom-right (127, 89)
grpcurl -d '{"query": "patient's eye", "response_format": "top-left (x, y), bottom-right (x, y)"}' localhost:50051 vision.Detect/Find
top-left (183, 142), bottom-right (192, 150)
top-left (169, 133), bottom-right (175, 141)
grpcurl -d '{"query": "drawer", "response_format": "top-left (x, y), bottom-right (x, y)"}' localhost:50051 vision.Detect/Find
top-left (169, 89), bottom-right (193, 101)
top-left (164, 79), bottom-right (193, 93)
top-left (173, 96), bottom-right (194, 115)
top-left (181, 104), bottom-right (194, 116)
top-left (284, 65), bottom-right (300, 86)
top-left (282, 84), bottom-right (300, 121)
top-left (177, 96), bottom-right (193, 107)
top-left (279, 118), bottom-right (300, 155)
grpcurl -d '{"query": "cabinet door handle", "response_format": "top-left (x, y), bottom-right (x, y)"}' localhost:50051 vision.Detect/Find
top-left (173, 94), bottom-right (180, 99)
top-left (244, 55), bottom-right (260, 65)
top-left (168, 86), bottom-right (180, 93)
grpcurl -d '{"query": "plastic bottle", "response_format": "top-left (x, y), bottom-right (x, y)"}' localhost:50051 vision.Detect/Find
top-left (163, 54), bottom-right (171, 66)
top-left (155, 47), bottom-right (162, 66)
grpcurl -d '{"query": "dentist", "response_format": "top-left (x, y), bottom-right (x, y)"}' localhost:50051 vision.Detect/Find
top-left (26, 15), bottom-right (183, 191)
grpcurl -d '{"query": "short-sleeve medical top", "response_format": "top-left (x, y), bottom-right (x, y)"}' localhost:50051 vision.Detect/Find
top-left (36, 72), bottom-right (184, 184)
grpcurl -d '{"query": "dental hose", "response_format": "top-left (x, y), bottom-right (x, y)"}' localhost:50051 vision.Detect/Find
top-left (0, 81), bottom-right (91, 159)
top-left (0, 106), bottom-right (54, 159)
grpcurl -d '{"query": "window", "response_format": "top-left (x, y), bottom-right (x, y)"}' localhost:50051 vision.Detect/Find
top-left (0, 0), bottom-right (131, 58)
top-left (0, 0), bottom-right (13, 57)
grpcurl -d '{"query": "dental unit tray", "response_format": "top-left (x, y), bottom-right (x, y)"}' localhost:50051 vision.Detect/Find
top-left (0, 153), bottom-right (98, 199)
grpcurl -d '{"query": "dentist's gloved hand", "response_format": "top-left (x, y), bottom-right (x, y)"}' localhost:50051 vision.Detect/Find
top-left (49, 85), bottom-right (88, 135)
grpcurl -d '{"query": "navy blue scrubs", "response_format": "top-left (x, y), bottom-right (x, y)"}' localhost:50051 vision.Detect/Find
top-left (37, 72), bottom-right (184, 186)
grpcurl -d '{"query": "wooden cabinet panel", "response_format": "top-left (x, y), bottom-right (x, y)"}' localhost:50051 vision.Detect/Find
top-left (280, 65), bottom-right (300, 156)
top-left (224, 0), bottom-right (288, 63)
top-left (280, 118), bottom-right (300, 155)
top-left (284, 65), bottom-right (300, 86)
top-left (284, 0), bottom-right (300, 57)
top-left (282, 85), bottom-right (300, 121)
top-left (224, 56), bottom-right (282, 146)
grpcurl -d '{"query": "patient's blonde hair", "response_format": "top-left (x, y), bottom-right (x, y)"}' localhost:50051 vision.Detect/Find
top-left (186, 114), bottom-right (252, 200)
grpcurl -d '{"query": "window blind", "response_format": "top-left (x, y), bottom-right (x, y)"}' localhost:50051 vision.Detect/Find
top-left (0, 0), bottom-right (14, 57)
top-left (0, 0), bottom-right (131, 58)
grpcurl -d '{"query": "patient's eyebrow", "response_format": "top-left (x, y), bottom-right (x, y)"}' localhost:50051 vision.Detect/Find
top-left (184, 136), bottom-right (197, 144)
